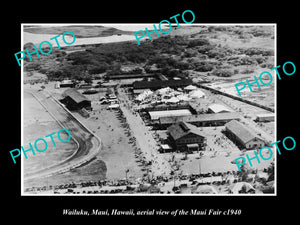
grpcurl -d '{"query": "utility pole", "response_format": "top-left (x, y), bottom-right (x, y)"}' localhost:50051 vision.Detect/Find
top-left (125, 169), bottom-right (129, 184)
top-left (199, 158), bottom-right (201, 176)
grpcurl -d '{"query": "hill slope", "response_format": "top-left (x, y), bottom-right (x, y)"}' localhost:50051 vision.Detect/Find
top-left (24, 25), bottom-right (134, 38)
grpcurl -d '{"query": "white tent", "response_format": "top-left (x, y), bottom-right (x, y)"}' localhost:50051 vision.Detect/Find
top-left (165, 96), bottom-right (180, 103)
top-left (176, 94), bottom-right (191, 102)
top-left (135, 89), bottom-right (153, 102)
top-left (156, 87), bottom-right (173, 95)
top-left (194, 185), bottom-right (218, 194)
top-left (230, 182), bottom-right (255, 194)
top-left (108, 104), bottom-right (120, 109)
top-left (184, 85), bottom-right (197, 91)
top-left (189, 89), bottom-right (205, 98)
top-left (208, 103), bottom-right (232, 113)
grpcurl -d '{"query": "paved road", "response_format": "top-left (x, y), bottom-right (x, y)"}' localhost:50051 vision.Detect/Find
top-left (24, 90), bottom-right (101, 180)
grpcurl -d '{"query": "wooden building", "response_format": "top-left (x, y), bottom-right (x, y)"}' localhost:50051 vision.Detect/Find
top-left (255, 113), bottom-right (275, 122)
top-left (167, 122), bottom-right (206, 152)
top-left (133, 79), bottom-right (193, 93)
top-left (61, 89), bottom-right (91, 111)
top-left (157, 112), bottom-right (241, 129)
top-left (225, 120), bottom-right (265, 150)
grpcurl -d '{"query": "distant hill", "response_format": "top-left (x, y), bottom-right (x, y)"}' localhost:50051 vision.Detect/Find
top-left (23, 25), bottom-right (134, 38)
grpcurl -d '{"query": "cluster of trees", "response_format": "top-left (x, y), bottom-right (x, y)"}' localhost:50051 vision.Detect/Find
top-left (240, 47), bottom-right (274, 56)
top-left (23, 28), bottom-right (274, 81)
top-left (211, 68), bottom-right (234, 77)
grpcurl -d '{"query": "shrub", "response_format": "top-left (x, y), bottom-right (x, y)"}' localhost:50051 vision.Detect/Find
top-left (88, 64), bottom-right (109, 74)
top-left (194, 61), bottom-right (215, 72)
top-left (228, 56), bottom-right (257, 66)
top-left (187, 39), bottom-right (210, 47)
top-left (196, 45), bottom-right (215, 54)
top-left (241, 68), bottom-right (255, 74)
top-left (207, 48), bottom-right (227, 58)
top-left (251, 55), bottom-right (266, 64)
top-left (244, 47), bottom-right (274, 56)
top-left (212, 69), bottom-right (234, 77)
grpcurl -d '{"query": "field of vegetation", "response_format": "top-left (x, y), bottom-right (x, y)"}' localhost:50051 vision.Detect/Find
top-left (23, 25), bottom-right (275, 85)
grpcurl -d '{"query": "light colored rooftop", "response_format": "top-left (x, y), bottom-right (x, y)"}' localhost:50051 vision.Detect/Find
top-left (149, 109), bottom-right (192, 120)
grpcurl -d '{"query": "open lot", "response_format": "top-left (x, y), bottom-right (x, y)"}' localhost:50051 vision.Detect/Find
top-left (23, 91), bottom-right (77, 174)
top-left (65, 87), bottom-right (144, 180)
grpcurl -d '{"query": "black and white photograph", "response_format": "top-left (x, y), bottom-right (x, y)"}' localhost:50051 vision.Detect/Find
top-left (21, 23), bottom-right (276, 195)
top-left (3, 4), bottom-right (298, 224)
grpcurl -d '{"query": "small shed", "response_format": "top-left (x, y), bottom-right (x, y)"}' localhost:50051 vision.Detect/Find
top-left (255, 113), bottom-right (275, 122)
top-left (159, 144), bottom-right (172, 153)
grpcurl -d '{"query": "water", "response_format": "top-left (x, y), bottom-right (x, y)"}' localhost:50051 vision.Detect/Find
top-left (23, 32), bottom-right (136, 47)
top-left (22, 24), bottom-right (169, 47)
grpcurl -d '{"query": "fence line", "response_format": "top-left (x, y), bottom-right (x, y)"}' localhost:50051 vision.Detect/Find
top-left (196, 84), bottom-right (275, 113)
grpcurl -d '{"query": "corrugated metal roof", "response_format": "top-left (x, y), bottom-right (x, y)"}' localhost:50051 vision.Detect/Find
top-left (149, 109), bottom-right (192, 120)
top-left (159, 112), bottom-right (240, 125)
top-left (63, 89), bottom-right (90, 104)
top-left (225, 120), bottom-right (262, 144)
top-left (133, 79), bottom-right (193, 90)
top-left (168, 122), bottom-right (205, 140)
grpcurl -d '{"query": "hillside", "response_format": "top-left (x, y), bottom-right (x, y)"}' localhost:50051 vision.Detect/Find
top-left (24, 25), bottom-right (134, 38)
top-left (24, 25), bottom-right (274, 80)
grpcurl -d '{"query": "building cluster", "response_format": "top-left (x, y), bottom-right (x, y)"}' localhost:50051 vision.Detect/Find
top-left (57, 77), bottom-right (273, 155)
top-left (131, 78), bottom-right (271, 154)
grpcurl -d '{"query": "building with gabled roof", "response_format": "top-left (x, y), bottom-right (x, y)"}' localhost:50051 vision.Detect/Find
top-left (208, 103), bottom-right (232, 113)
top-left (133, 79), bottom-right (193, 91)
top-left (167, 122), bottom-right (206, 152)
top-left (225, 120), bottom-right (265, 150)
top-left (157, 112), bottom-right (240, 129)
top-left (61, 88), bottom-right (91, 110)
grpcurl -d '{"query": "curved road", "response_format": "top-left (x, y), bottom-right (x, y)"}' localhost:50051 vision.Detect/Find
top-left (24, 90), bottom-right (102, 181)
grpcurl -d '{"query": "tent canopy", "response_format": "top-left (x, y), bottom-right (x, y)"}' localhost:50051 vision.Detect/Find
top-left (189, 89), bottom-right (205, 98)
top-left (184, 85), bottom-right (197, 91)
top-left (135, 89), bottom-right (153, 101)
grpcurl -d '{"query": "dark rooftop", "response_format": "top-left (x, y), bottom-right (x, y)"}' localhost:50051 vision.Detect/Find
top-left (168, 121), bottom-right (205, 140)
top-left (63, 89), bottom-right (90, 104)
top-left (133, 79), bottom-right (193, 90)
top-left (159, 112), bottom-right (241, 125)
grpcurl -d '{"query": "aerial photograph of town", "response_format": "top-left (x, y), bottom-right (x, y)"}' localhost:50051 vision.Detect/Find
top-left (22, 24), bottom-right (275, 195)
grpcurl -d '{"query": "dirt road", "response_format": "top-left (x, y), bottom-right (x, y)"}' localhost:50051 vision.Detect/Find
top-left (24, 90), bottom-right (102, 180)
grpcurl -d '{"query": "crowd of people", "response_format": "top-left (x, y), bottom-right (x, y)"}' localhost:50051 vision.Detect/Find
top-left (24, 164), bottom-right (274, 194)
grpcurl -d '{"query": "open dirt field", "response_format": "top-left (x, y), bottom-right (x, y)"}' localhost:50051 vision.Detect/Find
top-left (70, 88), bottom-right (144, 180)
top-left (23, 85), bottom-right (106, 189)
top-left (23, 90), bottom-right (77, 174)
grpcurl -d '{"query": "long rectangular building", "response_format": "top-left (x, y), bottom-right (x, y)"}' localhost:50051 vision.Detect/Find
top-left (225, 120), bottom-right (265, 150)
top-left (149, 109), bottom-right (192, 121)
top-left (158, 112), bottom-right (241, 129)
top-left (133, 79), bottom-right (193, 91)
